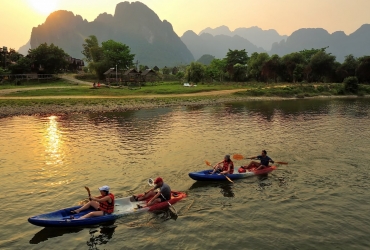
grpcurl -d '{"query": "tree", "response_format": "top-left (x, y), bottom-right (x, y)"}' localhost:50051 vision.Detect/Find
top-left (343, 76), bottom-right (359, 93)
top-left (9, 56), bottom-right (32, 74)
top-left (28, 43), bottom-right (68, 73)
top-left (225, 49), bottom-right (248, 80)
top-left (281, 52), bottom-right (305, 82)
top-left (248, 52), bottom-right (270, 81)
top-left (356, 56), bottom-right (370, 83)
top-left (82, 35), bottom-right (103, 63)
top-left (186, 62), bottom-right (205, 83)
top-left (309, 51), bottom-right (336, 82)
top-left (261, 54), bottom-right (281, 83)
top-left (207, 58), bottom-right (226, 82)
top-left (101, 40), bottom-right (135, 70)
top-left (336, 54), bottom-right (358, 82)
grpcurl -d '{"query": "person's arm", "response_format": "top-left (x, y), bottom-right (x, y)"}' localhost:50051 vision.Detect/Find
top-left (148, 191), bottom-right (161, 204)
top-left (91, 195), bottom-right (111, 203)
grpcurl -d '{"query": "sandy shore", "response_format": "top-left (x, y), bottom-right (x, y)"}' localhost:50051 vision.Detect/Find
top-left (0, 94), bottom-right (367, 119)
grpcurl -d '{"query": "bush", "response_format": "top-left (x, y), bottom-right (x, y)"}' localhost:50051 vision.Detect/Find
top-left (344, 76), bottom-right (359, 94)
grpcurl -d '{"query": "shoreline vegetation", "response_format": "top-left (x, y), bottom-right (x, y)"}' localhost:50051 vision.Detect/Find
top-left (1, 78), bottom-right (369, 118)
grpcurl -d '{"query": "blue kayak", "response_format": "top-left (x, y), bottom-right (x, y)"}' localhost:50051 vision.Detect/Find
top-left (28, 191), bottom-right (186, 227)
top-left (188, 166), bottom-right (277, 181)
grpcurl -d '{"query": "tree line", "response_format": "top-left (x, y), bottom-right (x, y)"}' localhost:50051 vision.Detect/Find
top-left (186, 48), bottom-right (370, 84)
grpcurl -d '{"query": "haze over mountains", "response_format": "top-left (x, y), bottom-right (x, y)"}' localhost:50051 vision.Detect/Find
top-left (29, 1), bottom-right (194, 67)
top-left (23, 1), bottom-right (370, 66)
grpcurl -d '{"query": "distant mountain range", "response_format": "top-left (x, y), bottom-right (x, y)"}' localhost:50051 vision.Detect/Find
top-left (28, 1), bottom-right (194, 67)
top-left (182, 24), bottom-right (370, 62)
top-left (198, 25), bottom-right (288, 51)
top-left (20, 1), bottom-right (370, 65)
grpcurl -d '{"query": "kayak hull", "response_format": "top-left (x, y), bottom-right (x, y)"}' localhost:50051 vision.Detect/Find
top-left (28, 191), bottom-right (186, 227)
top-left (188, 165), bottom-right (276, 181)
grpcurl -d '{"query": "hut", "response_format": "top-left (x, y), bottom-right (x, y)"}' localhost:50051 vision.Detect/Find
top-left (104, 68), bottom-right (116, 83)
top-left (153, 66), bottom-right (159, 72)
top-left (141, 69), bottom-right (158, 83)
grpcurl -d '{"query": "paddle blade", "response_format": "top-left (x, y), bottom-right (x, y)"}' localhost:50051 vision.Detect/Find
top-left (84, 186), bottom-right (91, 197)
top-left (205, 160), bottom-right (212, 166)
top-left (225, 175), bottom-right (234, 183)
top-left (233, 154), bottom-right (244, 160)
top-left (148, 178), bottom-right (154, 186)
top-left (276, 161), bottom-right (288, 165)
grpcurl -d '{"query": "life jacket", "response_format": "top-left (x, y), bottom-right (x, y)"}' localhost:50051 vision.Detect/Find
top-left (98, 193), bottom-right (115, 214)
top-left (222, 160), bottom-right (234, 174)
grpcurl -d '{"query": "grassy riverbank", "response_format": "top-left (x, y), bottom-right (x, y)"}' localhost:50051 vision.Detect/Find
top-left (1, 80), bottom-right (369, 118)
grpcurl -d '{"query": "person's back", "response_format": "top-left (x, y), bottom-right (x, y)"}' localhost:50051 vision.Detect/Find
top-left (160, 182), bottom-right (171, 200)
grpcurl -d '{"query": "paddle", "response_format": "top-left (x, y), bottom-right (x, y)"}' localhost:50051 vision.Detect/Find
top-left (205, 160), bottom-right (234, 183)
top-left (232, 154), bottom-right (288, 165)
top-left (147, 178), bottom-right (178, 216)
top-left (84, 186), bottom-right (91, 200)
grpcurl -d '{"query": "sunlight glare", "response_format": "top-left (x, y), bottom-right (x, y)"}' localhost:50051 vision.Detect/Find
top-left (28, 0), bottom-right (58, 15)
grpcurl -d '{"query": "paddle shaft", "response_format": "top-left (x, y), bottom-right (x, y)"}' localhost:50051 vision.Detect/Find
top-left (205, 160), bottom-right (234, 183)
top-left (84, 186), bottom-right (91, 199)
top-left (232, 154), bottom-right (288, 165)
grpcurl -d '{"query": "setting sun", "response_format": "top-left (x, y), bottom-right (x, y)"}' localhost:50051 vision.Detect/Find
top-left (28, 0), bottom-right (58, 15)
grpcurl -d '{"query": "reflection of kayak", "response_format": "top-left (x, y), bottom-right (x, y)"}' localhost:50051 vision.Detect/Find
top-left (28, 191), bottom-right (186, 227)
top-left (188, 165), bottom-right (276, 181)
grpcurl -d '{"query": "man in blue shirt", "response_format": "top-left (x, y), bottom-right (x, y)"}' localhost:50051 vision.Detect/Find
top-left (245, 150), bottom-right (274, 170)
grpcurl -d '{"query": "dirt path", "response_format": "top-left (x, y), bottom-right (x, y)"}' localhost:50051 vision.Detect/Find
top-left (58, 74), bottom-right (93, 86)
top-left (0, 88), bottom-right (248, 99)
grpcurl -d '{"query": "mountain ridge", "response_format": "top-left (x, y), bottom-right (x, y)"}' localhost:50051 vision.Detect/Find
top-left (29, 1), bottom-right (194, 67)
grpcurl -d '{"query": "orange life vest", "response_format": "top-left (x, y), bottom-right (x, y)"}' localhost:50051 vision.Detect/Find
top-left (222, 160), bottom-right (234, 174)
top-left (98, 193), bottom-right (115, 214)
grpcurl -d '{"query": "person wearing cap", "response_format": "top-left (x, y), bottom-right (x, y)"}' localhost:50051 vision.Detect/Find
top-left (210, 155), bottom-right (234, 175)
top-left (245, 150), bottom-right (274, 170)
top-left (133, 177), bottom-right (171, 207)
top-left (70, 185), bottom-right (115, 219)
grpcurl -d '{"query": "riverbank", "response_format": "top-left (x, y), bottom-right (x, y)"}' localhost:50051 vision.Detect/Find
top-left (0, 94), bottom-right (367, 118)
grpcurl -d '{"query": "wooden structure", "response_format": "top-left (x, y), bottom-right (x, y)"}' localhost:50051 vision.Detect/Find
top-left (141, 69), bottom-right (159, 82)
top-left (104, 68), bottom-right (116, 83)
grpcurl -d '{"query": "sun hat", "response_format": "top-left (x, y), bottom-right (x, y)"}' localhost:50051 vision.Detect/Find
top-left (98, 185), bottom-right (110, 192)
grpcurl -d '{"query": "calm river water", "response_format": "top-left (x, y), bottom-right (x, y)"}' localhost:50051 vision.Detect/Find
top-left (0, 98), bottom-right (369, 250)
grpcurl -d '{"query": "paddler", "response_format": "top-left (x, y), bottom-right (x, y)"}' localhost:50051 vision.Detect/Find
top-left (210, 154), bottom-right (234, 175)
top-left (245, 150), bottom-right (274, 170)
top-left (133, 177), bottom-right (171, 207)
top-left (71, 185), bottom-right (115, 218)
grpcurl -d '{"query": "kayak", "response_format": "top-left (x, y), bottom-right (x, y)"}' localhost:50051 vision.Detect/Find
top-left (188, 165), bottom-right (276, 181)
top-left (28, 191), bottom-right (186, 227)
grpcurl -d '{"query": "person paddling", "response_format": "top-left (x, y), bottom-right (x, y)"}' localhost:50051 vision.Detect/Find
top-left (245, 150), bottom-right (274, 170)
top-left (210, 155), bottom-right (234, 175)
top-left (71, 185), bottom-right (115, 219)
top-left (133, 177), bottom-right (171, 208)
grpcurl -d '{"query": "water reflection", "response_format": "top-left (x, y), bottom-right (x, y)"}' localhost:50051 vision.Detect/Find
top-left (43, 116), bottom-right (64, 167)
top-left (219, 183), bottom-right (235, 197)
top-left (87, 225), bottom-right (116, 250)
top-left (29, 227), bottom-right (83, 244)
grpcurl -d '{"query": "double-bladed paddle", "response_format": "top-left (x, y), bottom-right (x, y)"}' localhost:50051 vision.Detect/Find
top-left (232, 154), bottom-right (288, 165)
top-left (205, 160), bottom-right (234, 183)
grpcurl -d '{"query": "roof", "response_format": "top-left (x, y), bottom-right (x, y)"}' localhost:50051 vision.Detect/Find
top-left (103, 68), bottom-right (115, 75)
top-left (123, 68), bottom-right (139, 75)
top-left (141, 69), bottom-right (156, 76)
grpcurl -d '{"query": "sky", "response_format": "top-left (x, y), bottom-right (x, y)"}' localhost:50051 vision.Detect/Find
top-left (1, 0), bottom-right (370, 50)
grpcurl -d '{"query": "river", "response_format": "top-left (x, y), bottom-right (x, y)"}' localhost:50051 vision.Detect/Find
top-left (0, 98), bottom-right (369, 250)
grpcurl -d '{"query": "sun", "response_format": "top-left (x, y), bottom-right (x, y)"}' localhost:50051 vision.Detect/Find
top-left (28, 0), bottom-right (58, 15)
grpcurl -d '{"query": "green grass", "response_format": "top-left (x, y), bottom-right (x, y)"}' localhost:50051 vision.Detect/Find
top-left (0, 80), bottom-right (76, 89)
top-left (1, 82), bottom-right (251, 97)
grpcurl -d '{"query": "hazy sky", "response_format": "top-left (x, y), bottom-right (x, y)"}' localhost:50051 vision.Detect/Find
top-left (1, 0), bottom-right (370, 50)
